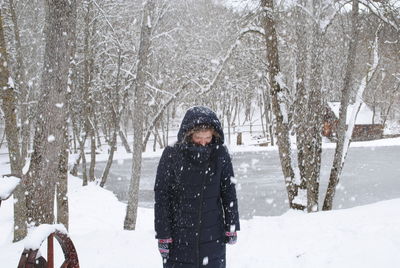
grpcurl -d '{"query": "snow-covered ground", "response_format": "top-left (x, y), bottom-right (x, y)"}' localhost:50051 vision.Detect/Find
top-left (1, 137), bottom-right (400, 267)
top-left (1, 174), bottom-right (399, 267)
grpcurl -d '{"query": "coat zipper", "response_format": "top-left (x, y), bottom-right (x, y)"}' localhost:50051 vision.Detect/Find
top-left (196, 164), bottom-right (209, 268)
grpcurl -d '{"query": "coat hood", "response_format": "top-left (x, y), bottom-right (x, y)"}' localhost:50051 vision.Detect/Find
top-left (177, 106), bottom-right (224, 144)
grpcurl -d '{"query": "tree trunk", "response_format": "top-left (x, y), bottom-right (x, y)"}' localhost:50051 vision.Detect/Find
top-left (71, 115), bottom-right (79, 154)
top-left (25, 0), bottom-right (72, 226)
top-left (66, 0), bottom-right (78, 158)
top-left (119, 130), bottom-right (131, 153)
top-left (263, 89), bottom-right (273, 145)
top-left (152, 131), bottom-right (157, 152)
top-left (89, 129), bottom-right (96, 182)
top-left (94, 116), bottom-right (102, 149)
top-left (259, 94), bottom-right (265, 136)
top-left (57, 129), bottom-right (69, 229)
top-left (293, 1), bottom-right (308, 210)
top-left (323, 0), bottom-right (359, 210)
top-left (0, 130), bottom-right (5, 149)
top-left (100, 131), bottom-right (117, 187)
top-left (56, 0), bottom-right (76, 229)
top-left (166, 106), bottom-right (170, 146)
top-left (70, 153), bottom-right (81, 177)
top-left (160, 113), bottom-right (167, 147)
top-left (8, 0), bottom-right (30, 165)
top-left (100, 47), bottom-right (123, 187)
top-left (381, 83), bottom-right (399, 129)
top-left (0, 10), bottom-right (22, 177)
top-left (81, 140), bottom-right (88, 186)
top-left (232, 96), bottom-right (239, 129)
top-left (82, 0), bottom-right (96, 183)
top-left (0, 9), bottom-right (25, 241)
top-left (226, 97), bottom-right (232, 145)
top-left (155, 127), bottom-right (164, 148)
top-left (261, 0), bottom-right (304, 210)
top-left (124, 0), bottom-right (155, 230)
top-left (304, 0), bottom-right (324, 212)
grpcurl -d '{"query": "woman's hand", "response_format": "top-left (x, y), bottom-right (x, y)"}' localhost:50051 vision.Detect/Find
top-left (224, 232), bottom-right (237, 245)
top-left (158, 238), bottom-right (173, 259)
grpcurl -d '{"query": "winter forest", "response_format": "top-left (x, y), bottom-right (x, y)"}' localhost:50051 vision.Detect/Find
top-left (0, 0), bottom-right (400, 267)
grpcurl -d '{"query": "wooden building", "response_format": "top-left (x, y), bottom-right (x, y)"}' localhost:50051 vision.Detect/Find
top-left (322, 102), bottom-right (384, 141)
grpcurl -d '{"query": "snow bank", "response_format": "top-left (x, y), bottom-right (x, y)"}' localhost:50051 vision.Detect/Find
top-left (230, 200), bottom-right (400, 268)
top-left (0, 176), bottom-right (20, 200)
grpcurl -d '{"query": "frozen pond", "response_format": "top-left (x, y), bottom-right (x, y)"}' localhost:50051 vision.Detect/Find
top-left (95, 146), bottom-right (400, 219)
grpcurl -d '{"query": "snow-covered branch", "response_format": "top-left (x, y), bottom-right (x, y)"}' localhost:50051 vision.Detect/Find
top-left (200, 21), bottom-right (263, 95)
top-left (92, 0), bottom-right (122, 48)
top-left (359, 0), bottom-right (399, 32)
top-left (143, 82), bottom-right (191, 144)
top-left (151, 0), bottom-right (169, 33)
top-left (145, 82), bottom-right (176, 97)
top-left (240, 26), bottom-right (265, 37)
top-left (200, 39), bottom-right (238, 95)
top-left (151, 27), bottom-right (181, 41)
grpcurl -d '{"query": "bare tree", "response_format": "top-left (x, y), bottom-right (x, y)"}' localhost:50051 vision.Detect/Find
top-left (323, 5), bottom-right (382, 210)
top-left (301, 0), bottom-right (331, 212)
top-left (261, 0), bottom-right (304, 210)
top-left (0, 8), bottom-right (25, 241)
top-left (8, 0), bottom-right (30, 164)
top-left (25, 0), bottom-right (74, 226)
top-left (323, 0), bottom-right (360, 210)
top-left (360, 0), bottom-right (399, 32)
top-left (56, 129), bottom-right (70, 229)
top-left (83, 0), bottom-right (97, 184)
top-left (124, 0), bottom-right (156, 230)
top-left (99, 49), bottom-right (123, 187)
top-left (57, 0), bottom-right (78, 229)
top-left (292, 0), bottom-right (309, 207)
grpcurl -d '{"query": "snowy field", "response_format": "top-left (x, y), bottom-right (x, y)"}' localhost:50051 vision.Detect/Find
top-left (1, 138), bottom-right (400, 267)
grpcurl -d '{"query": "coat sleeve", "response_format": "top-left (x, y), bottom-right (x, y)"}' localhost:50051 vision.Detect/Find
top-left (154, 146), bottom-right (175, 239)
top-left (220, 146), bottom-right (240, 232)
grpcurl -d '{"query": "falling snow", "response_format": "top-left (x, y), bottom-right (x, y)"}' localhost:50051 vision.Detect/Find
top-left (47, 135), bottom-right (55, 143)
top-left (202, 256), bottom-right (209, 266)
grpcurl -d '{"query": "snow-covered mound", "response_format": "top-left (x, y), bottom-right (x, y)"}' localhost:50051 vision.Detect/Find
top-left (0, 176), bottom-right (20, 200)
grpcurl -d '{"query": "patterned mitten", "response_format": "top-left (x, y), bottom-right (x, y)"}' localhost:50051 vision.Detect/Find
top-left (224, 232), bottom-right (237, 245)
top-left (158, 238), bottom-right (173, 259)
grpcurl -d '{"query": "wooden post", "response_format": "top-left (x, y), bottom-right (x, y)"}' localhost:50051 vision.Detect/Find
top-left (236, 132), bottom-right (242, 145)
top-left (47, 233), bottom-right (54, 268)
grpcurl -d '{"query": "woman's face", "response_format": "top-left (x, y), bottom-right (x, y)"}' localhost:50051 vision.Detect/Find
top-left (192, 130), bottom-right (213, 146)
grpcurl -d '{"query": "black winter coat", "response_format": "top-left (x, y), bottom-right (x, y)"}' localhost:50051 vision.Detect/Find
top-left (154, 106), bottom-right (240, 268)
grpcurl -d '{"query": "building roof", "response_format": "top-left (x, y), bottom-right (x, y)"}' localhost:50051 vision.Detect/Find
top-left (327, 102), bottom-right (379, 125)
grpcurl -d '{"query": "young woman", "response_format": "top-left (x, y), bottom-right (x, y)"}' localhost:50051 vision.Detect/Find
top-left (154, 106), bottom-right (240, 268)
